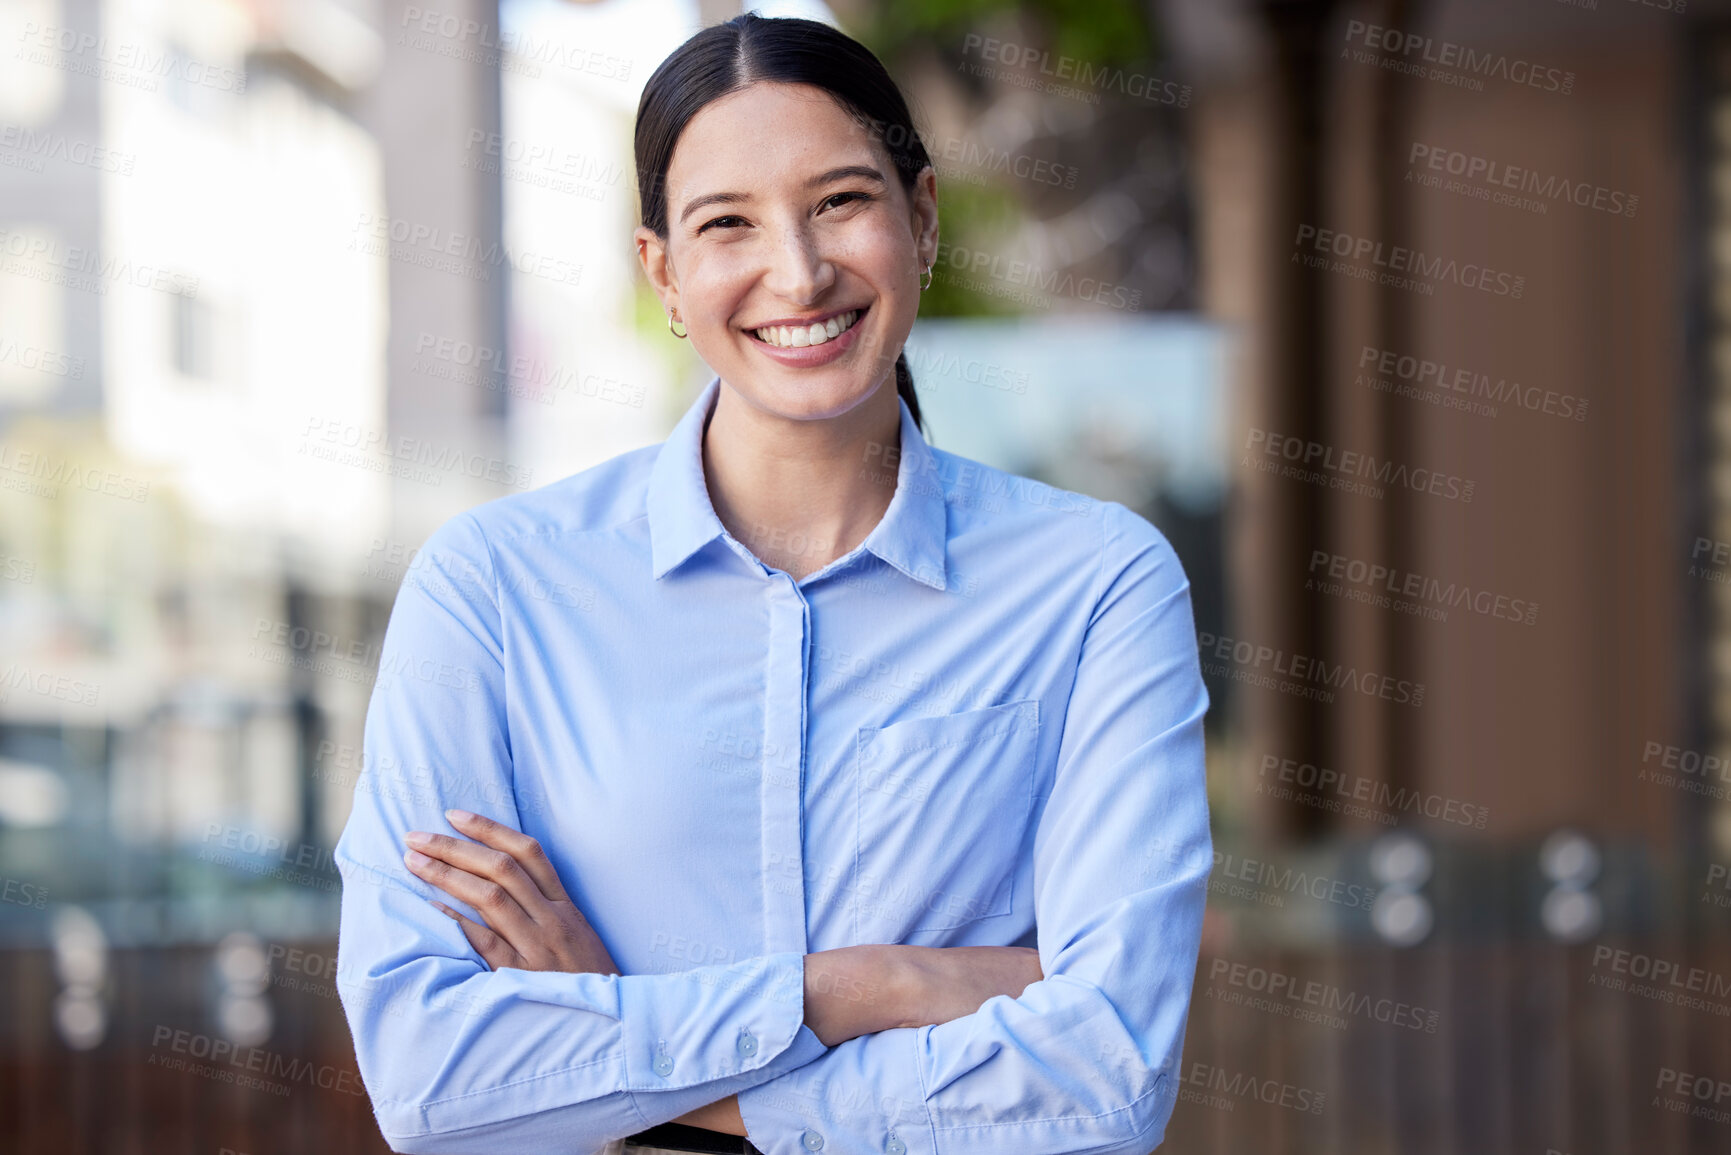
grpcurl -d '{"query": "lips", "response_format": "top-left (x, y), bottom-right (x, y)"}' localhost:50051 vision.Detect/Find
top-left (750, 308), bottom-right (863, 349)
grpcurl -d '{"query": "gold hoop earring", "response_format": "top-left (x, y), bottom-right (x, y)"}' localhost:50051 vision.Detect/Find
top-left (920, 263), bottom-right (933, 292)
top-left (667, 310), bottom-right (688, 339)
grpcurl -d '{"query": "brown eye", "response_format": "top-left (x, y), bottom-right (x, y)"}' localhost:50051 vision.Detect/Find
top-left (698, 215), bottom-right (745, 234)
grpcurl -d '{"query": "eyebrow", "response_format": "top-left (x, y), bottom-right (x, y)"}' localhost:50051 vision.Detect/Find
top-left (677, 165), bottom-right (889, 226)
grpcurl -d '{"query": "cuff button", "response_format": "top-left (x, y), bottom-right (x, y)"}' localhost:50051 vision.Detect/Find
top-left (653, 1054), bottom-right (674, 1077)
top-left (886, 1136), bottom-right (906, 1155)
top-left (737, 1032), bottom-right (759, 1057)
top-left (801, 1129), bottom-right (825, 1150)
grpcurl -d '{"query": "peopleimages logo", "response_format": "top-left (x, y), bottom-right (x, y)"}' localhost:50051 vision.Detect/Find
top-left (959, 34), bottom-right (1191, 107)
top-left (1357, 344), bottom-right (1588, 423)
top-left (1204, 957), bottom-right (1441, 1033)
top-left (349, 213), bottom-right (583, 288)
top-left (299, 417), bottom-right (536, 490)
top-left (1294, 224), bottom-right (1525, 298)
top-left (931, 240), bottom-right (1141, 310)
top-left (0, 228), bottom-right (200, 298)
top-left (1244, 427), bottom-right (1475, 504)
top-left (0, 337), bottom-right (85, 379)
top-left (0, 443), bottom-right (151, 502)
top-left (1177, 1062), bottom-right (1326, 1115)
top-left (1342, 19), bottom-right (1575, 95)
top-left (1198, 629), bottom-right (1426, 707)
top-left (1257, 754), bottom-right (1490, 829)
top-left (1638, 740), bottom-right (1731, 803)
top-left (1591, 945), bottom-right (1731, 1001)
top-left (1407, 143), bottom-right (1637, 219)
top-left (0, 663), bottom-right (100, 707)
top-left (1306, 549), bottom-right (1540, 627)
top-left (1654, 1066), bottom-right (1731, 1126)
top-left (397, 6), bottom-right (633, 82)
top-left (413, 332), bottom-right (645, 410)
top-left (15, 22), bottom-right (247, 93)
top-left (1211, 850), bottom-right (1378, 910)
top-left (0, 124), bottom-right (136, 175)
top-left (148, 1026), bottom-right (365, 1098)
top-left (1, 875), bottom-right (48, 909)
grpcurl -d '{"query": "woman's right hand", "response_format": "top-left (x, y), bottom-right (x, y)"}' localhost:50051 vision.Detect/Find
top-left (802, 944), bottom-right (1044, 1047)
top-left (403, 809), bottom-right (621, 976)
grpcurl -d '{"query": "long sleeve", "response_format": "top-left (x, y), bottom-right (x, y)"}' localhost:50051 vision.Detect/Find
top-left (334, 511), bottom-right (829, 1155)
top-left (736, 501), bottom-right (1213, 1155)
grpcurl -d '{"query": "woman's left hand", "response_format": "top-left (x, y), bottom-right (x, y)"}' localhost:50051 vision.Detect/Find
top-left (403, 809), bottom-right (620, 975)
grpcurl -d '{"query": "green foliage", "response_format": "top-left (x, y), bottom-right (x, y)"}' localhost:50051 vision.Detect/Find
top-left (862, 0), bottom-right (1157, 71)
top-left (854, 1), bottom-right (1163, 317)
top-left (923, 177), bottom-right (1026, 317)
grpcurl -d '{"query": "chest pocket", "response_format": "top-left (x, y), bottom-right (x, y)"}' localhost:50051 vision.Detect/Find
top-left (852, 698), bottom-right (1039, 942)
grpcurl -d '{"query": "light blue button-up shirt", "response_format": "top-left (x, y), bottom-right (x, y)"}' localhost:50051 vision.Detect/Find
top-left (335, 376), bottom-right (1212, 1155)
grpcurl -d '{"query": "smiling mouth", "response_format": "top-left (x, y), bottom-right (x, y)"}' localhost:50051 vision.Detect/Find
top-left (750, 307), bottom-right (865, 349)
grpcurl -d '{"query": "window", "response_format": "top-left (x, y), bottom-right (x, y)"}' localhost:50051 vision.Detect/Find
top-left (172, 291), bottom-right (215, 381)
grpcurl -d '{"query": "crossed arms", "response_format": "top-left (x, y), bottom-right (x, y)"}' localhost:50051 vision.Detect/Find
top-left (397, 808), bottom-right (1047, 1137)
top-left (334, 505), bottom-right (1211, 1155)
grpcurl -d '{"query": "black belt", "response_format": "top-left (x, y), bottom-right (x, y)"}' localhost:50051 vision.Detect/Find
top-left (624, 1122), bottom-right (766, 1153)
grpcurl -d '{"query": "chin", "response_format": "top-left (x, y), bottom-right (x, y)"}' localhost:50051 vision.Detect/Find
top-left (758, 377), bottom-right (879, 422)
top-left (746, 370), bottom-right (883, 422)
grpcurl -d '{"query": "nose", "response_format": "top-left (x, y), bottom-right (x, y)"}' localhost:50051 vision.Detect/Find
top-left (760, 221), bottom-right (835, 305)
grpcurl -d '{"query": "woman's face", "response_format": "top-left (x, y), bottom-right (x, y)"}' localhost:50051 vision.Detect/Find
top-left (635, 81), bottom-right (938, 424)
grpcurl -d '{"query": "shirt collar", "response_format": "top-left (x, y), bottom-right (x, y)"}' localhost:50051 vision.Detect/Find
top-left (646, 376), bottom-right (948, 590)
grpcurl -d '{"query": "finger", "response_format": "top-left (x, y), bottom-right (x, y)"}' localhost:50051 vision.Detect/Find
top-left (444, 809), bottom-right (571, 903)
top-left (403, 848), bottom-right (540, 946)
top-left (404, 830), bottom-right (550, 916)
top-left (431, 900), bottom-right (522, 971)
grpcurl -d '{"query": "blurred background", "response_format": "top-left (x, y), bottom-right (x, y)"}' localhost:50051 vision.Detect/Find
top-left (0, 0), bottom-right (1721, 1151)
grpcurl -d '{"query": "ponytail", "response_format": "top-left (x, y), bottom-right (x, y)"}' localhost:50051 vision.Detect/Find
top-left (894, 352), bottom-right (925, 435)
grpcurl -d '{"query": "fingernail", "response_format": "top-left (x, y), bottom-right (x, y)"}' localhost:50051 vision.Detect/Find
top-left (404, 831), bottom-right (430, 847)
top-left (446, 809), bottom-right (476, 824)
top-left (404, 849), bottom-right (430, 867)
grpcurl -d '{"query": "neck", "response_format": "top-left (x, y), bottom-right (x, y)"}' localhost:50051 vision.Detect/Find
top-left (701, 381), bottom-right (904, 581)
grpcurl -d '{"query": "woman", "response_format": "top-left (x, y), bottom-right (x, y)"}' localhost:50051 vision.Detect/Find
top-left (335, 14), bottom-right (1212, 1155)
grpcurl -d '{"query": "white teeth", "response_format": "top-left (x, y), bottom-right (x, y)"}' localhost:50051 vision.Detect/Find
top-left (754, 309), bottom-right (861, 348)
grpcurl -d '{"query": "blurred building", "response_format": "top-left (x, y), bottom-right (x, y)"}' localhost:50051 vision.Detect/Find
top-left (0, 9), bottom-right (760, 1146)
top-left (1157, 1), bottom-right (1728, 1151)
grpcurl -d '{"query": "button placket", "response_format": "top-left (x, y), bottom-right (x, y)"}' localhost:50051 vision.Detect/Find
top-left (760, 576), bottom-right (812, 955)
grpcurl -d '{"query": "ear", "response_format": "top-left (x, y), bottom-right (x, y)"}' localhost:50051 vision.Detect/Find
top-left (634, 225), bottom-right (680, 317)
top-left (908, 165), bottom-right (939, 273)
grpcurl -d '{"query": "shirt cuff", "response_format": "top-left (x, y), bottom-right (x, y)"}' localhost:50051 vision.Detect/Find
top-left (618, 950), bottom-right (818, 1093)
top-left (737, 1026), bottom-right (934, 1155)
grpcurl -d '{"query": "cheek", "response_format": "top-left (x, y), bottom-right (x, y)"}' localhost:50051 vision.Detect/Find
top-left (865, 246), bottom-right (925, 316)
top-left (852, 217), bottom-right (918, 276)
top-left (680, 251), bottom-right (752, 323)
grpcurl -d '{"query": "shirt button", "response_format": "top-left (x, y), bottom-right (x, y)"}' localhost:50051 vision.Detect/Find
top-left (801, 1129), bottom-right (825, 1150)
top-left (737, 1031), bottom-right (759, 1057)
top-left (653, 1054), bottom-right (674, 1077)
top-left (886, 1136), bottom-right (906, 1155)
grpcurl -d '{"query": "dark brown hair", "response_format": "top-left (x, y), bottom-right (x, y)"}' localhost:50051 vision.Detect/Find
top-left (634, 12), bottom-right (931, 432)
